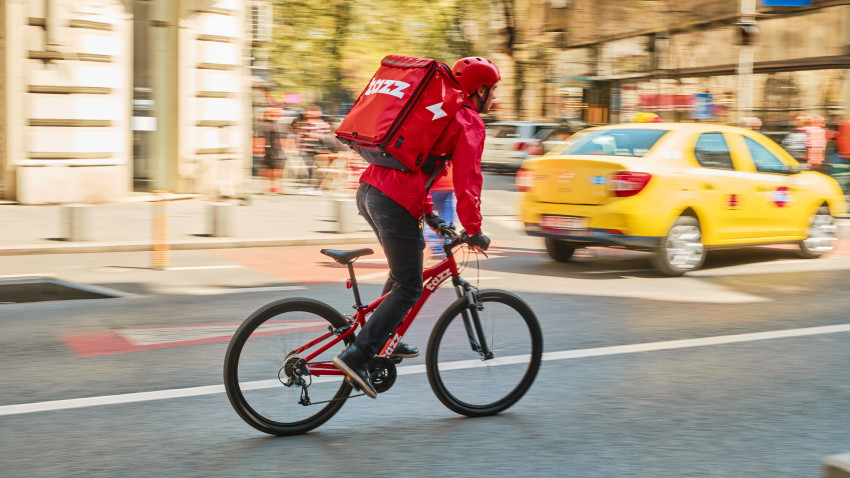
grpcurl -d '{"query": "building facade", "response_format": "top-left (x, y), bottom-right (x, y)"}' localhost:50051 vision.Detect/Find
top-left (1, 0), bottom-right (256, 204)
top-left (509, 0), bottom-right (850, 129)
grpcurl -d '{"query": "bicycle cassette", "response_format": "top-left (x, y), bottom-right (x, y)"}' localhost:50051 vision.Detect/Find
top-left (366, 357), bottom-right (397, 394)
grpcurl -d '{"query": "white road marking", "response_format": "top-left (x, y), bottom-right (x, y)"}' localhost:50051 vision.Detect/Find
top-left (3, 322), bottom-right (850, 417)
top-left (182, 286), bottom-right (307, 295)
top-left (0, 274), bottom-right (56, 279)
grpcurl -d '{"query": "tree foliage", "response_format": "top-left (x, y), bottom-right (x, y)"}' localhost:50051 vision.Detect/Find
top-left (267, 0), bottom-right (486, 113)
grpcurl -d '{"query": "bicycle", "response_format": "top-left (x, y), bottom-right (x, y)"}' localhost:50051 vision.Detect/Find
top-left (223, 225), bottom-right (543, 436)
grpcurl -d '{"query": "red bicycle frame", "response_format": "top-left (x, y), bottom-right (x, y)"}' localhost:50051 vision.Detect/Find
top-left (294, 252), bottom-right (462, 377)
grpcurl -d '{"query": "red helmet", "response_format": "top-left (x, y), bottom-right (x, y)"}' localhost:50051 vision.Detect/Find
top-left (451, 57), bottom-right (501, 96)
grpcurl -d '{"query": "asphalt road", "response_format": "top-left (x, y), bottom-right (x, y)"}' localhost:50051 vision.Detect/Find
top-left (3, 174), bottom-right (850, 477)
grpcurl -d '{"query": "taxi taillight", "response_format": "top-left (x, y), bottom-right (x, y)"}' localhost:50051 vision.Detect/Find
top-left (608, 171), bottom-right (652, 197)
top-left (515, 169), bottom-right (535, 192)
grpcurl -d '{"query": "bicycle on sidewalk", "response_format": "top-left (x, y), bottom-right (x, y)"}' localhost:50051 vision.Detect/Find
top-left (223, 225), bottom-right (543, 436)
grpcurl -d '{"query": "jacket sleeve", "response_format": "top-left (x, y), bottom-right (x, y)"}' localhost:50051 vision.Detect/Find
top-left (450, 116), bottom-right (486, 235)
top-left (424, 190), bottom-right (434, 216)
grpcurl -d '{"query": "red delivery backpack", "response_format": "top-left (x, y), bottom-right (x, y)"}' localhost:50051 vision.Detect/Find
top-left (336, 55), bottom-right (465, 173)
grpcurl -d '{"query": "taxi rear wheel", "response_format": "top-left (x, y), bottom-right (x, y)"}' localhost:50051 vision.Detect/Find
top-left (652, 216), bottom-right (706, 277)
top-left (545, 238), bottom-right (577, 262)
top-left (798, 206), bottom-right (837, 259)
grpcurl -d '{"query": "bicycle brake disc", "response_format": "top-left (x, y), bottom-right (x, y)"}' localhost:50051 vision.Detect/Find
top-left (366, 357), bottom-right (397, 394)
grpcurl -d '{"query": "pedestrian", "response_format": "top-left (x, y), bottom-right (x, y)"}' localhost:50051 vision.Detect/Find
top-left (424, 163), bottom-right (457, 260)
top-left (781, 114), bottom-right (810, 162)
top-left (259, 107), bottom-right (285, 194)
top-left (836, 118), bottom-right (850, 165)
top-left (296, 105), bottom-right (332, 195)
top-left (332, 56), bottom-right (500, 398)
top-left (739, 116), bottom-right (763, 132)
top-left (802, 114), bottom-right (828, 170)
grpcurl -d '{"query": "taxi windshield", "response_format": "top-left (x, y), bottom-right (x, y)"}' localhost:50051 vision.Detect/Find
top-left (562, 129), bottom-right (669, 157)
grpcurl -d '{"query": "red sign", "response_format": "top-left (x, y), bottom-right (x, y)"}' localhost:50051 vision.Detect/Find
top-left (728, 194), bottom-right (740, 208)
top-left (773, 186), bottom-right (791, 207)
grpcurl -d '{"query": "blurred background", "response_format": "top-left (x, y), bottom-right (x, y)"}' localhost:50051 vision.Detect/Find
top-left (1, 0), bottom-right (846, 204)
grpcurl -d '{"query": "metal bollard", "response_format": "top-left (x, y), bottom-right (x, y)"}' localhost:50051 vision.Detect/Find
top-left (62, 204), bottom-right (92, 241)
top-left (335, 198), bottom-right (355, 234)
top-left (208, 202), bottom-right (235, 237)
top-left (152, 191), bottom-right (169, 269)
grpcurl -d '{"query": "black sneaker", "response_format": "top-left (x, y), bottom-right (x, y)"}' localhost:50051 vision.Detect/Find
top-left (332, 344), bottom-right (377, 399)
top-left (391, 342), bottom-right (420, 359)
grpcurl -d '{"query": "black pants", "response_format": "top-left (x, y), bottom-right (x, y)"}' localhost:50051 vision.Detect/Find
top-left (355, 183), bottom-right (425, 357)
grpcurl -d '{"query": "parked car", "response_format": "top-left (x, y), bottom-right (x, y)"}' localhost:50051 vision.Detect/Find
top-left (481, 121), bottom-right (558, 172)
top-left (516, 123), bottom-right (847, 276)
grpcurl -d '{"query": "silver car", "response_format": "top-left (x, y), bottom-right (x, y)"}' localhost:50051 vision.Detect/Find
top-left (481, 121), bottom-right (558, 172)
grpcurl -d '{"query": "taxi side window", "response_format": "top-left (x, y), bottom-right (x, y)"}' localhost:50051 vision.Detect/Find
top-left (744, 137), bottom-right (787, 174)
top-left (694, 133), bottom-right (735, 170)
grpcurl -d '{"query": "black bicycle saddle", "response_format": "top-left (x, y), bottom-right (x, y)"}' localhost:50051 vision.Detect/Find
top-left (320, 248), bottom-right (374, 264)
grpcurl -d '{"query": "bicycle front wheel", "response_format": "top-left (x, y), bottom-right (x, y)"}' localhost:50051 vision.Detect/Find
top-left (224, 298), bottom-right (353, 436)
top-left (426, 290), bottom-right (543, 417)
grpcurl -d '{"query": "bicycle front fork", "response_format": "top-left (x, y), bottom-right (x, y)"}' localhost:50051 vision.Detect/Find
top-left (454, 280), bottom-right (494, 360)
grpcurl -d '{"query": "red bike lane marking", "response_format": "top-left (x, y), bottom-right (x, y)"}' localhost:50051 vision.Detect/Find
top-left (213, 244), bottom-right (387, 283)
top-left (63, 320), bottom-right (329, 357)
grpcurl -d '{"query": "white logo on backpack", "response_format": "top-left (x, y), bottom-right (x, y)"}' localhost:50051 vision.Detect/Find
top-left (364, 78), bottom-right (410, 98)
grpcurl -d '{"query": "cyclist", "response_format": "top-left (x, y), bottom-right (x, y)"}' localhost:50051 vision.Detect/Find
top-left (333, 57), bottom-right (501, 398)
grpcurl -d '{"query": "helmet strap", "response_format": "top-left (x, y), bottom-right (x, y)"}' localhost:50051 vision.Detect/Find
top-left (473, 86), bottom-right (491, 113)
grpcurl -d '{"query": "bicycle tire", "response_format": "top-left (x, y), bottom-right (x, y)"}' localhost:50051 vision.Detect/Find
top-left (224, 298), bottom-right (353, 436)
top-left (426, 290), bottom-right (543, 417)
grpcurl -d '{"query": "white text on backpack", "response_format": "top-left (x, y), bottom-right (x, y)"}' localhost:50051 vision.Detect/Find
top-left (364, 79), bottom-right (410, 99)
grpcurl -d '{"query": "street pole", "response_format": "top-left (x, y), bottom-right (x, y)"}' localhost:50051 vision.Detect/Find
top-left (737, 0), bottom-right (757, 117)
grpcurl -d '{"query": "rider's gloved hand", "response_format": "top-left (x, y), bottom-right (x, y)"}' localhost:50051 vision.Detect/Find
top-left (469, 232), bottom-right (490, 252)
top-left (424, 212), bottom-right (447, 233)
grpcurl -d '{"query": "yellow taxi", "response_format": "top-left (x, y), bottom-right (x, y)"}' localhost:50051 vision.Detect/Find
top-left (516, 123), bottom-right (847, 276)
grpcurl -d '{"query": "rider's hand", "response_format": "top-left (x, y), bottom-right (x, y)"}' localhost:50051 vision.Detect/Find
top-left (469, 232), bottom-right (490, 252)
top-left (424, 212), bottom-right (447, 233)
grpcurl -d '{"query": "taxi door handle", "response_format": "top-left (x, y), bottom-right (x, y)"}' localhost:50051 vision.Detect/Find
top-left (701, 182), bottom-right (715, 190)
top-left (755, 185), bottom-right (770, 192)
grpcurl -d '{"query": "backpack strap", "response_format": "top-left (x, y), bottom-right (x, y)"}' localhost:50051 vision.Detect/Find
top-left (423, 154), bottom-right (451, 190)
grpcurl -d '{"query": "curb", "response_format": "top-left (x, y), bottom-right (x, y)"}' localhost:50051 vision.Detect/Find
top-left (823, 452), bottom-right (850, 478)
top-left (0, 234), bottom-right (376, 256)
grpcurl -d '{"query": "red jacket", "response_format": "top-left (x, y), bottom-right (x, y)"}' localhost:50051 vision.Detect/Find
top-left (360, 101), bottom-right (485, 235)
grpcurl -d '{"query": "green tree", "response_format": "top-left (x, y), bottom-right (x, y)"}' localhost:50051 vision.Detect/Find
top-left (268, 0), bottom-right (485, 113)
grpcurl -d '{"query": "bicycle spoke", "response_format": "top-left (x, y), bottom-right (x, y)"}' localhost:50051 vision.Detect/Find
top-left (427, 291), bottom-right (543, 417)
top-left (224, 299), bottom-right (353, 436)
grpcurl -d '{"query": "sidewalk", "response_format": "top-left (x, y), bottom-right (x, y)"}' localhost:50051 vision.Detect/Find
top-left (1, 180), bottom-right (376, 256)
top-left (1, 177), bottom-right (848, 256)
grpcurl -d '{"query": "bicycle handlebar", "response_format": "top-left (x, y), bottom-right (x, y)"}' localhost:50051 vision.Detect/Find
top-left (438, 224), bottom-right (488, 252)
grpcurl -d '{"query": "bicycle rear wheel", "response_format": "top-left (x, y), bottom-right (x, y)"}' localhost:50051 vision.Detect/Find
top-left (224, 298), bottom-right (353, 436)
top-left (426, 290), bottom-right (543, 417)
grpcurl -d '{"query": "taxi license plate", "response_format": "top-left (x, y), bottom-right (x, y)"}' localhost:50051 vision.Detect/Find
top-left (540, 215), bottom-right (587, 231)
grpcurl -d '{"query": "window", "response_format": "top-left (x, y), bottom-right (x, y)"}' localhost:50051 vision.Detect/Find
top-left (744, 137), bottom-right (788, 174)
top-left (533, 126), bottom-right (557, 140)
top-left (487, 125), bottom-right (520, 138)
top-left (694, 133), bottom-right (734, 170)
top-left (564, 129), bottom-right (668, 157)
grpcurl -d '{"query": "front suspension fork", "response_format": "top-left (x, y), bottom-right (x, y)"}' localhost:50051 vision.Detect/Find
top-left (453, 279), bottom-right (494, 360)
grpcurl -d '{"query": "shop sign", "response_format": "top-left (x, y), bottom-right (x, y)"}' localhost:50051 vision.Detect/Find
top-left (760, 1), bottom-right (811, 6)
top-left (692, 93), bottom-right (714, 120)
